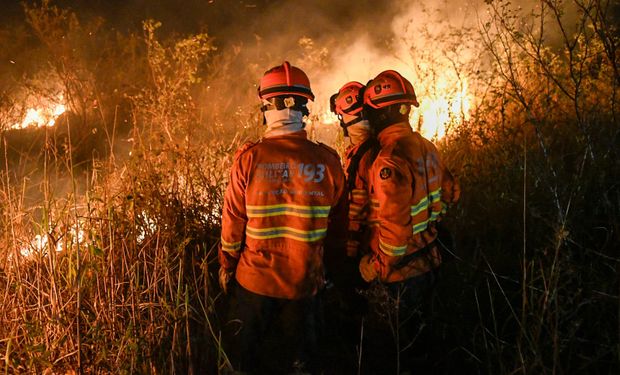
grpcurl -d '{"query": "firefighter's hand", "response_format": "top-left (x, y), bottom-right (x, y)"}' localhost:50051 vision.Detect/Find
top-left (359, 254), bottom-right (377, 283)
top-left (218, 268), bottom-right (234, 294)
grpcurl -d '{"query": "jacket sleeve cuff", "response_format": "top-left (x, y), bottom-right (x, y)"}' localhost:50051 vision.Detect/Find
top-left (218, 243), bottom-right (241, 272)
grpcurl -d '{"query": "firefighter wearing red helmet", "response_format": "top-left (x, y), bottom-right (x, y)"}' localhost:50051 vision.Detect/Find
top-left (360, 69), bottom-right (459, 282)
top-left (360, 69), bottom-right (460, 371)
top-left (330, 81), bottom-right (369, 146)
top-left (218, 61), bottom-right (347, 373)
top-left (330, 82), bottom-right (378, 259)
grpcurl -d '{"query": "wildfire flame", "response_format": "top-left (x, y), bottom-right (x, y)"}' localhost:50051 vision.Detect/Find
top-left (319, 110), bottom-right (339, 125)
top-left (18, 229), bottom-right (86, 259)
top-left (413, 77), bottom-right (472, 140)
top-left (316, 76), bottom-right (472, 142)
top-left (19, 234), bottom-right (63, 258)
top-left (13, 95), bottom-right (66, 129)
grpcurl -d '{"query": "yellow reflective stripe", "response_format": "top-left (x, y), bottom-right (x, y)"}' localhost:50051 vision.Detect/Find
top-left (412, 211), bottom-right (441, 235)
top-left (413, 220), bottom-right (429, 234)
top-left (430, 188), bottom-right (442, 203)
top-left (247, 203), bottom-right (331, 210)
top-left (221, 238), bottom-right (242, 252)
top-left (349, 203), bottom-right (365, 214)
top-left (410, 188), bottom-right (442, 216)
top-left (379, 239), bottom-right (407, 256)
top-left (246, 226), bottom-right (327, 242)
top-left (246, 204), bottom-right (331, 218)
top-left (351, 189), bottom-right (368, 199)
top-left (410, 196), bottom-right (429, 216)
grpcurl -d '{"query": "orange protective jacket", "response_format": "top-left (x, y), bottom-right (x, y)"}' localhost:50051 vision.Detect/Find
top-left (367, 123), bottom-right (460, 283)
top-left (343, 139), bottom-right (378, 258)
top-left (219, 130), bottom-right (347, 299)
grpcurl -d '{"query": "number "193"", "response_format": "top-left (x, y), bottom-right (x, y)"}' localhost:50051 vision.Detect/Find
top-left (298, 163), bottom-right (325, 182)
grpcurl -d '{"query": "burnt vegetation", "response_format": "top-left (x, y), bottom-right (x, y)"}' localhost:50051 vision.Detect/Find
top-left (0, 0), bottom-right (619, 374)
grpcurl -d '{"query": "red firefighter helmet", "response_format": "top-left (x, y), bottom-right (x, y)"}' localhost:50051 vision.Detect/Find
top-left (363, 70), bottom-right (419, 109)
top-left (258, 61), bottom-right (314, 101)
top-left (330, 81), bottom-right (365, 116)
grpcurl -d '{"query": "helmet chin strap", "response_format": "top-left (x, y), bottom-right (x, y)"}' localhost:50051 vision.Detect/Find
top-left (339, 113), bottom-right (367, 135)
top-left (261, 97), bottom-right (309, 117)
top-left (342, 116), bottom-right (365, 128)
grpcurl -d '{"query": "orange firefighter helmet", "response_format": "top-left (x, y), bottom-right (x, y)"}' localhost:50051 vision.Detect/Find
top-left (330, 81), bottom-right (365, 116)
top-left (258, 61), bottom-right (315, 101)
top-left (363, 70), bottom-right (419, 109)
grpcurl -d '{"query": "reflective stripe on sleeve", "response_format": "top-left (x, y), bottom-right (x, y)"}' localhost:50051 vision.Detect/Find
top-left (410, 188), bottom-right (442, 216)
top-left (410, 196), bottom-right (429, 216)
top-left (351, 189), bottom-right (368, 199)
top-left (412, 211), bottom-right (442, 234)
top-left (246, 225), bottom-right (327, 242)
top-left (221, 238), bottom-right (242, 253)
top-left (379, 239), bottom-right (407, 256)
top-left (246, 204), bottom-right (331, 218)
top-left (413, 220), bottom-right (429, 235)
top-left (368, 219), bottom-right (380, 227)
top-left (429, 188), bottom-right (442, 204)
top-left (348, 202), bottom-right (365, 215)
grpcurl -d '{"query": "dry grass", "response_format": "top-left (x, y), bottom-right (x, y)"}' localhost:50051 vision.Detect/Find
top-left (0, 1), bottom-right (618, 374)
top-left (1, 3), bottom-right (246, 372)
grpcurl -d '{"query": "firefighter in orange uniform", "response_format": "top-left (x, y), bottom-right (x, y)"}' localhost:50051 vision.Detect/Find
top-left (330, 82), bottom-right (378, 261)
top-left (218, 61), bottom-right (347, 373)
top-left (359, 70), bottom-right (460, 371)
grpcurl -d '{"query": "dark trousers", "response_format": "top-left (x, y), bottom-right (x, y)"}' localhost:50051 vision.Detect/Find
top-left (361, 270), bottom-right (437, 375)
top-left (224, 284), bottom-right (319, 374)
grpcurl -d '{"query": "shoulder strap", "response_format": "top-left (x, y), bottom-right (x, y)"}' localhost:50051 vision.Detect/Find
top-left (346, 138), bottom-right (380, 191)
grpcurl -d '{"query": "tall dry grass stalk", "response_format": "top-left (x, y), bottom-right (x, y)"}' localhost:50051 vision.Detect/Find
top-left (439, 1), bottom-right (620, 373)
top-left (0, 4), bottom-right (247, 372)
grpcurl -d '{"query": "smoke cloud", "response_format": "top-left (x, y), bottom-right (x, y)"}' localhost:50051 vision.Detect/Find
top-left (1, 0), bottom-right (585, 137)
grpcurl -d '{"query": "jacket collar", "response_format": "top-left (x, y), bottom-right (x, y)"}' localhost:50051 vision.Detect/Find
top-left (376, 122), bottom-right (414, 146)
top-left (263, 129), bottom-right (308, 140)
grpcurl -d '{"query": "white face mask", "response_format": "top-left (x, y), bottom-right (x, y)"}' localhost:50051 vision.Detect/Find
top-left (263, 108), bottom-right (304, 137)
top-left (346, 120), bottom-right (370, 146)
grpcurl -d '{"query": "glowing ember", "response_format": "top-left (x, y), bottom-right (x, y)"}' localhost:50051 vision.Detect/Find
top-left (13, 96), bottom-right (66, 129)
